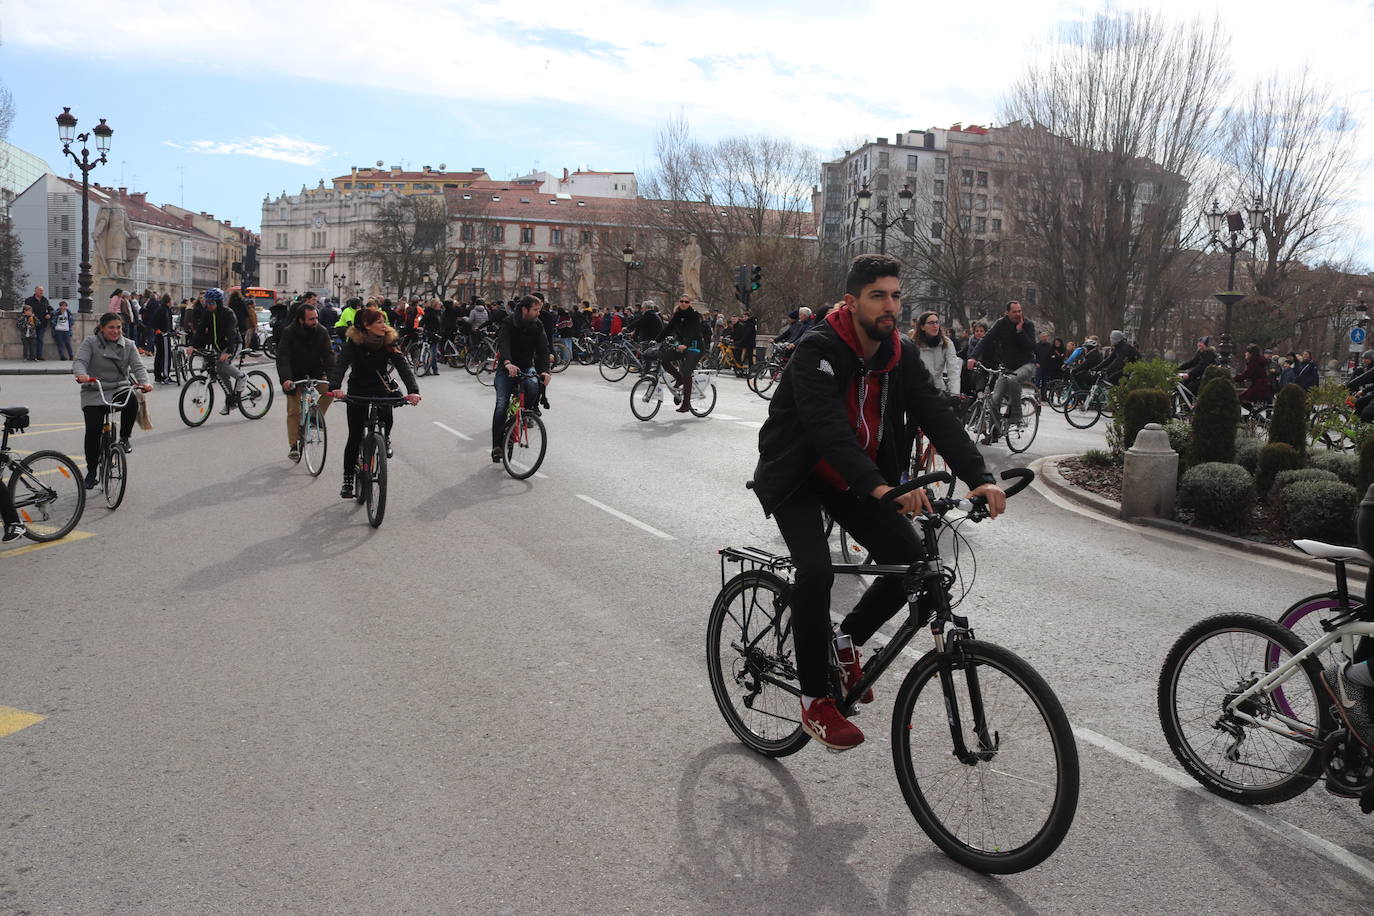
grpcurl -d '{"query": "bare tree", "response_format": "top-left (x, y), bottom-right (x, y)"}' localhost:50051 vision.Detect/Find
top-left (999, 8), bottom-right (1230, 340)
top-left (354, 196), bottom-right (448, 300)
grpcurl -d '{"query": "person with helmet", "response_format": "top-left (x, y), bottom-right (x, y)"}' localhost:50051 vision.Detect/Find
top-left (1069, 337), bottom-right (1103, 393)
top-left (186, 288), bottom-right (247, 415)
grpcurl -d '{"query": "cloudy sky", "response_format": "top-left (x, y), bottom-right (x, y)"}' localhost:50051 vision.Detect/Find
top-left (4, 0), bottom-right (1373, 265)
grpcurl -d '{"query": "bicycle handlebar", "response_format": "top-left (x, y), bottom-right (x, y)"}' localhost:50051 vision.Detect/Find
top-left (84, 376), bottom-right (137, 408)
top-left (882, 467), bottom-right (1035, 507)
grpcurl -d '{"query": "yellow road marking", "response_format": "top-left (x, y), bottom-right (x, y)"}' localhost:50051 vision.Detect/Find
top-left (0, 530), bottom-right (95, 559)
top-left (0, 706), bottom-right (45, 737)
top-left (7, 424), bottom-right (86, 437)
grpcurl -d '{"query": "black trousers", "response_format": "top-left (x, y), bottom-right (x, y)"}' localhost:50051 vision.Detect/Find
top-left (343, 401), bottom-right (392, 475)
top-left (83, 403), bottom-right (138, 470)
top-left (771, 478), bottom-right (924, 697)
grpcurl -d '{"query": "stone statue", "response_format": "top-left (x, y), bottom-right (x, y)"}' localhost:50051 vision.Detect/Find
top-left (576, 249), bottom-right (598, 307)
top-left (92, 202), bottom-right (140, 283)
top-left (681, 236), bottom-right (703, 302)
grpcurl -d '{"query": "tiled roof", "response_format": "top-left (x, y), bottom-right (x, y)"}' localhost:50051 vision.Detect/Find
top-left (59, 179), bottom-right (217, 240)
top-left (333, 168), bottom-right (487, 183)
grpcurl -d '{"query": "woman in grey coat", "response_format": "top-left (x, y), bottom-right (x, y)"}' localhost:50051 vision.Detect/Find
top-left (910, 311), bottom-right (962, 397)
top-left (73, 312), bottom-right (152, 489)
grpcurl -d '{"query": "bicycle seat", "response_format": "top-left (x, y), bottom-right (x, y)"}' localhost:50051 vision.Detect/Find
top-left (1, 406), bottom-right (29, 419)
top-left (1293, 539), bottom-right (1373, 565)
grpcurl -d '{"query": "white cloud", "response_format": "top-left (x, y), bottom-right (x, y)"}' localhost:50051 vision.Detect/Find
top-left (162, 135), bottom-right (332, 167)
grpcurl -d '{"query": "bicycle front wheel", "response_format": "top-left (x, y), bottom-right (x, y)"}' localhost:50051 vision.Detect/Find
top-left (1062, 391), bottom-right (1101, 429)
top-left (706, 570), bottom-right (809, 757)
top-left (629, 376), bottom-right (662, 421)
top-left (1158, 612), bottom-right (1328, 805)
top-left (502, 412), bottom-right (547, 479)
top-left (237, 370), bottom-right (275, 419)
top-left (101, 444), bottom-right (127, 510)
top-left (303, 406), bottom-right (328, 477)
top-left (751, 362), bottom-right (781, 400)
top-left (1005, 396), bottom-right (1040, 454)
top-left (688, 380), bottom-right (717, 417)
top-left (892, 640), bottom-right (1079, 874)
top-left (178, 375), bottom-right (214, 426)
top-left (599, 349), bottom-right (629, 382)
top-left (8, 450), bottom-right (85, 541)
top-left (365, 432), bottom-right (387, 527)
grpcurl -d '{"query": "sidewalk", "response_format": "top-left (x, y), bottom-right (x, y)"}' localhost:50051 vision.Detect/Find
top-left (0, 358), bottom-right (79, 376)
top-left (1034, 454), bottom-right (1365, 580)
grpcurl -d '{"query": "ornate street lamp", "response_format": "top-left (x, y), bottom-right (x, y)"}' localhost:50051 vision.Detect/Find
top-left (855, 183), bottom-right (914, 255)
top-left (1206, 195), bottom-right (1267, 366)
top-left (535, 254), bottom-right (546, 292)
top-left (622, 245), bottom-right (634, 313)
top-left (55, 107), bottom-right (113, 313)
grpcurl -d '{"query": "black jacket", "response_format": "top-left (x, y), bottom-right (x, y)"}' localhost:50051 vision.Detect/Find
top-left (1178, 347), bottom-right (1217, 381)
top-left (497, 314), bottom-right (550, 373)
top-left (191, 306), bottom-right (241, 352)
top-left (143, 300), bottom-right (172, 334)
top-left (275, 322), bottom-right (336, 384)
top-left (634, 311), bottom-right (664, 342)
top-left (660, 306), bottom-right (704, 349)
top-left (752, 319), bottom-right (991, 516)
top-left (329, 327), bottom-right (419, 396)
top-left (973, 316), bottom-right (1037, 370)
top-left (735, 316), bottom-right (758, 350)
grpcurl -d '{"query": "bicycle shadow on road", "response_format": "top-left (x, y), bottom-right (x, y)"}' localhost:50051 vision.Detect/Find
top-left (147, 460), bottom-right (305, 520)
top-left (175, 502), bottom-right (373, 593)
top-left (411, 467), bottom-right (532, 523)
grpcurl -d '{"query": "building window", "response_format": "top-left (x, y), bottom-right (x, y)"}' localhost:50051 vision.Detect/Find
top-left (991, 218), bottom-right (1003, 232)
top-left (277, 232), bottom-right (288, 248)
top-left (992, 196), bottom-right (1004, 210)
top-left (878, 151), bottom-right (889, 168)
top-left (961, 169), bottom-right (974, 186)
top-left (490, 254), bottom-right (502, 274)
top-left (490, 225), bottom-right (504, 242)
top-left (960, 193), bottom-right (973, 209)
top-left (907, 155), bottom-right (918, 170)
top-left (520, 227), bottom-right (534, 244)
top-left (975, 195), bottom-right (988, 212)
top-left (1024, 287), bottom-right (1037, 304)
top-left (959, 215), bottom-right (970, 232)
top-left (935, 158), bottom-right (946, 173)
top-left (975, 217), bottom-right (987, 233)
top-left (520, 256), bottom-right (532, 276)
top-left (312, 231), bottom-right (327, 248)
top-left (976, 171), bottom-right (988, 187)
top-left (875, 174), bottom-right (889, 191)
top-left (350, 229), bottom-right (359, 245)
top-left (310, 261), bottom-right (327, 285)
top-left (581, 230), bottom-right (593, 245)
top-left (933, 180), bottom-right (945, 198)
top-left (60, 214), bottom-right (69, 231)
top-left (340, 181), bottom-right (352, 189)
top-left (931, 222), bottom-right (943, 239)
top-left (551, 228), bottom-right (563, 246)
top-left (460, 223), bottom-right (474, 241)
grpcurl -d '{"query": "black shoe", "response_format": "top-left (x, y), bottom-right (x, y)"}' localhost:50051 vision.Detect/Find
top-left (491, 447), bottom-right (502, 463)
top-left (83, 470), bottom-right (98, 490)
top-left (2, 522), bottom-right (26, 542)
top-left (540, 394), bottom-right (551, 410)
top-left (118, 438), bottom-right (132, 454)
top-left (340, 476), bottom-right (355, 499)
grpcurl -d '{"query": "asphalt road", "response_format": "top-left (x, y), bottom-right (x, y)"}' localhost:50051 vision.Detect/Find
top-left (1, 364), bottom-right (1369, 914)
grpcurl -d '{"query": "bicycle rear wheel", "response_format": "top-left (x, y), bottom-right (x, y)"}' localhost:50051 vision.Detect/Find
top-left (892, 639), bottom-right (1079, 874)
top-left (600, 348), bottom-right (629, 382)
top-left (706, 570), bottom-right (809, 757)
top-left (1158, 612), bottom-right (1328, 805)
top-left (751, 361), bottom-right (781, 400)
top-left (303, 406), bottom-right (328, 477)
top-left (502, 412), bottom-right (547, 479)
top-left (689, 380), bottom-right (717, 417)
top-left (1005, 396), bottom-right (1040, 454)
top-left (8, 450), bottom-right (85, 541)
top-left (102, 443), bottom-right (127, 510)
top-left (365, 432), bottom-right (387, 527)
top-left (178, 375), bottom-right (214, 427)
top-left (237, 370), bottom-right (275, 419)
top-left (1274, 593), bottom-right (1360, 670)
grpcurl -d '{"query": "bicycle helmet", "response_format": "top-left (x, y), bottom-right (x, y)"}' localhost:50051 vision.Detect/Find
top-left (204, 288), bottom-right (225, 304)
top-left (1084, 339), bottom-right (1098, 350)
top-left (1361, 349), bottom-right (1374, 364)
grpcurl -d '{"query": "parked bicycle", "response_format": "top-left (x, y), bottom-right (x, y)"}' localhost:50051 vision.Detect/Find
top-left (749, 342), bottom-right (793, 400)
top-left (287, 378), bottom-right (330, 477)
top-left (599, 337), bottom-right (647, 383)
top-left (499, 368), bottom-right (547, 480)
top-left (0, 406), bottom-right (85, 542)
top-left (465, 331), bottom-right (500, 386)
top-left (708, 469), bottom-right (1079, 873)
top-left (179, 349), bottom-right (275, 427)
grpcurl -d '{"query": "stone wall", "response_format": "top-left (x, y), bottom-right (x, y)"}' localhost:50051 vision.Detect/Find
top-left (0, 310), bottom-right (102, 361)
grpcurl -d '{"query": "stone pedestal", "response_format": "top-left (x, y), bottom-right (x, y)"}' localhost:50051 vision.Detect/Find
top-left (1121, 423), bottom-right (1178, 519)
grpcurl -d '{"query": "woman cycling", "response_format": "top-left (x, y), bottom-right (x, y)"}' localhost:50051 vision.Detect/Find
top-left (911, 311), bottom-right (961, 397)
top-left (73, 312), bottom-right (152, 490)
top-left (326, 307), bottom-right (420, 499)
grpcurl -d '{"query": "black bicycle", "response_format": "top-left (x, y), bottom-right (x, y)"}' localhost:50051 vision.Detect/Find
top-left (340, 395), bottom-right (408, 528)
top-left (707, 469), bottom-right (1078, 873)
top-left (179, 349), bottom-right (274, 427)
top-left (85, 377), bottom-right (136, 510)
top-left (1, 407), bottom-right (85, 542)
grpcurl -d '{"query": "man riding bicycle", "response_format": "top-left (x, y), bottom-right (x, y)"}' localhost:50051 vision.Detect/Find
top-left (491, 296), bottom-right (551, 463)
top-left (186, 288), bottom-right (246, 415)
top-left (967, 299), bottom-right (1036, 444)
top-left (276, 302), bottom-right (337, 462)
top-left (658, 295), bottom-right (705, 414)
top-left (753, 253), bottom-right (1006, 751)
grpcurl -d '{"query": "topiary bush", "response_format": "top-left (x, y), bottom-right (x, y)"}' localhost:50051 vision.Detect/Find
top-left (1109, 359), bottom-right (1184, 416)
top-left (1268, 383), bottom-right (1307, 454)
top-left (1191, 377), bottom-right (1241, 466)
top-left (1273, 468), bottom-right (1340, 492)
top-left (1165, 419), bottom-right (1193, 472)
top-left (1308, 449), bottom-right (1359, 486)
top-left (1279, 479), bottom-right (1359, 544)
top-left (1122, 388), bottom-right (1172, 450)
top-left (1179, 462), bottom-right (1254, 532)
top-left (1203, 365), bottom-right (1232, 385)
top-left (1234, 435), bottom-right (1262, 473)
top-left (1255, 442), bottom-right (1303, 498)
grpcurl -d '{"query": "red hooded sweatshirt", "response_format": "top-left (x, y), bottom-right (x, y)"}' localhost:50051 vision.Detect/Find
top-left (814, 304), bottom-right (902, 491)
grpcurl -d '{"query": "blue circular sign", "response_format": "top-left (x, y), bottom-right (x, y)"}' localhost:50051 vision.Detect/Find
top-left (1352, 327), bottom-right (1367, 344)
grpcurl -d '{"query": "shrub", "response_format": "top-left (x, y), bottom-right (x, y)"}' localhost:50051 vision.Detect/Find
top-left (1279, 479), bottom-right (1359, 544)
top-left (1255, 442), bottom-right (1303, 498)
top-left (1202, 365), bottom-right (1232, 385)
top-left (1109, 359), bottom-right (1182, 416)
top-left (1122, 388), bottom-right (1172, 450)
top-left (1083, 448), bottom-right (1113, 467)
top-left (1234, 436), bottom-right (1262, 473)
top-left (1308, 449), bottom-right (1359, 486)
top-left (1179, 462), bottom-right (1254, 532)
top-left (1361, 433), bottom-right (1374, 495)
top-left (1165, 419), bottom-right (1193, 470)
top-left (1191, 377), bottom-right (1241, 466)
top-left (1268, 383), bottom-right (1307, 453)
top-left (1273, 468), bottom-right (1340, 492)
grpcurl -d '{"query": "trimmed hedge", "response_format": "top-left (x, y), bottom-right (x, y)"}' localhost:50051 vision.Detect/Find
top-left (1165, 419), bottom-right (1193, 473)
top-left (1308, 449), bottom-right (1359, 486)
top-left (1179, 462), bottom-right (1254, 532)
top-left (1269, 383), bottom-right (1307, 454)
top-left (1123, 388), bottom-right (1172, 450)
top-left (1361, 433), bottom-right (1374, 494)
top-left (1203, 365), bottom-right (1232, 384)
top-left (1279, 479), bottom-right (1359, 543)
top-left (1191, 377), bottom-right (1241, 465)
top-left (1234, 436), bottom-right (1262, 473)
top-left (1256, 442), bottom-right (1303, 498)
top-left (1274, 468), bottom-right (1340, 492)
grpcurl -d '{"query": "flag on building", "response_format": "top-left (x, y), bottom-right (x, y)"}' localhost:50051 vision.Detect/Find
top-left (328, 250), bottom-right (336, 265)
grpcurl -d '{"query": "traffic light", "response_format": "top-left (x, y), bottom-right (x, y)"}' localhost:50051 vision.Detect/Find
top-left (733, 264), bottom-right (750, 304)
top-left (243, 244), bottom-right (259, 282)
top-left (750, 265), bottom-right (762, 292)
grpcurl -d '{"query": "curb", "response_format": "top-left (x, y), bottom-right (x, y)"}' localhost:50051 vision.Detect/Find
top-left (1035, 454), bottom-right (1365, 580)
top-left (0, 366), bottom-right (74, 376)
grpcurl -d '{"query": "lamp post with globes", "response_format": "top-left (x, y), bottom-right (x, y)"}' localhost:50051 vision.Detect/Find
top-left (1205, 195), bottom-right (1268, 366)
top-left (855, 183), bottom-right (914, 255)
top-left (334, 273), bottom-right (347, 305)
top-left (535, 254), bottom-right (546, 293)
top-left (55, 107), bottom-right (113, 314)
top-left (622, 245), bottom-right (636, 312)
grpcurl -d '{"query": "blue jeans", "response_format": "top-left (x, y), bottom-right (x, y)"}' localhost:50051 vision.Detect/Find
top-left (52, 329), bottom-right (73, 360)
top-left (492, 369), bottom-right (540, 449)
top-left (33, 326), bottom-right (46, 359)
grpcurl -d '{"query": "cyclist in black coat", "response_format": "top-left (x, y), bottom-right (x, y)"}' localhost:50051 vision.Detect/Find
top-left (658, 295), bottom-right (705, 413)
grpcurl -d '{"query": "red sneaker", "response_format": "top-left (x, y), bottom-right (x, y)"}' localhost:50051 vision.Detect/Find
top-left (838, 645), bottom-right (875, 704)
top-left (801, 698), bottom-right (864, 751)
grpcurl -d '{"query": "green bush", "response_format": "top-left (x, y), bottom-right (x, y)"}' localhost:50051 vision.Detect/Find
top-left (1203, 365), bottom-right (1232, 385)
top-left (1109, 359), bottom-right (1182, 415)
top-left (1234, 435), bottom-right (1262, 473)
top-left (1191, 377), bottom-right (1241, 466)
top-left (1122, 388), bottom-right (1172, 449)
top-left (1308, 449), bottom-right (1359, 486)
top-left (1165, 419), bottom-right (1193, 470)
top-left (1361, 433), bottom-right (1374, 495)
top-left (1279, 479), bottom-right (1359, 544)
top-left (1255, 442), bottom-right (1303, 497)
top-left (1273, 468), bottom-right (1340, 492)
top-left (1179, 462), bottom-right (1254, 532)
top-left (1083, 448), bottom-right (1113, 467)
top-left (1268, 383), bottom-right (1307, 453)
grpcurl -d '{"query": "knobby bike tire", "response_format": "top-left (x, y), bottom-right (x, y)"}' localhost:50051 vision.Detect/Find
top-left (8, 450), bottom-right (85, 541)
top-left (892, 639), bottom-right (1079, 874)
top-left (706, 570), bottom-right (809, 757)
top-left (1005, 396), bottom-right (1040, 454)
top-left (630, 376), bottom-right (662, 421)
top-left (237, 370), bottom-right (275, 419)
top-left (178, 375), bottom-right (214, 427)
top-left (365, 432), bottom-right (387, 527)
top-left (502, 412), bottom-right (547, 479)
top-left (688, 380), bottom-right (717, 417)
top-left (102, 442), bottom-right (127, 511)
top-left (303, 406), bottom-right (328, 477)
top-left (1157, 612), bottom-right (1330, 805)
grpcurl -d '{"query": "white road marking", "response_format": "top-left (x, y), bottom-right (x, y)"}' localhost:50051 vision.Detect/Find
top-left (735, 421), bottom-right (763, 429)
top-left (432, 421), bottom-right (472, 441)
top-left (712, 413), bottom-right (743, 421)
top-left (535, 471), bottom-right (549, 479)
top-left (575, 494), bottom-right (675, 540)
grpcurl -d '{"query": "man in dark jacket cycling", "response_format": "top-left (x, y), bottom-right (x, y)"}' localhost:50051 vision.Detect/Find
top-left (753, 253), bottom-right (1006, 751)
top-left (187, 288), bottom-right (246, 415)
top-left (276, 302), bottom-right (337, 462)
top-left (491, 296), bottom-right (551, 462)
top-left (659, 294), bottom-right (705, 414)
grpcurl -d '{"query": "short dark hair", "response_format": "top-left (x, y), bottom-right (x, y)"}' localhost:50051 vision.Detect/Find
top-left (1005, 300), bottom-right (1021, 312)
top-left (517, 295), bottom-right (541, 311)
top-left (98, 311), bottom-right (122, 327)
top-left (845, 254), bottom-right (902, 297)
